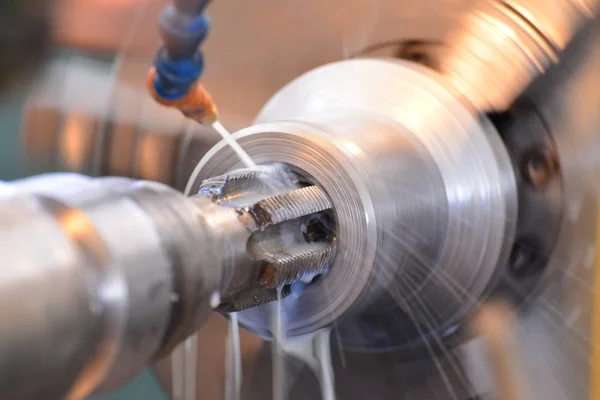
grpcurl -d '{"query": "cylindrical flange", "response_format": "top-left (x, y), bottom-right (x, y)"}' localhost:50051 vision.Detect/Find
top-left (188, 59), bottom-right (518, 349)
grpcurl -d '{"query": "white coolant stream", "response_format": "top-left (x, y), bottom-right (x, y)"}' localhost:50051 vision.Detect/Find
top-left (279, 329), bottom-right (336, 400)
top-left (177, 121), bottom-right (335, 400)
top-left (176, 121), bottom-right (254, 400)
top-left (271, 288), bottom-right (336, 400)
top-left (212, 121), bottom-right (256, 168)
top-left (272, 288), bottom-right (286, 400)
top-left (224, 313), bottom-right (242, 400)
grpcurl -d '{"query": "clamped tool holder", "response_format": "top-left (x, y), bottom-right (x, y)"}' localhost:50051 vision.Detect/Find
top-left (148, 0), bottom-right (217, 124)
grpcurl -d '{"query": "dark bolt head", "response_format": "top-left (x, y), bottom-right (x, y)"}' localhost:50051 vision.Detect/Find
top-left (521, 148), bottom-right (558, 188)
top-left (302, 215), bottom-right (335, 243)
top-left (508, 239), bottom-right (546, 279)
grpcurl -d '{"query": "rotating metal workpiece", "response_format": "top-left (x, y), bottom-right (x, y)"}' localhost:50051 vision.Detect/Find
top-left (187, 58), bottom-right (519, 351)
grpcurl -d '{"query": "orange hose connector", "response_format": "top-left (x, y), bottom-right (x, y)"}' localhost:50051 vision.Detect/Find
top-left (147, 67), bottom-right (218, 125)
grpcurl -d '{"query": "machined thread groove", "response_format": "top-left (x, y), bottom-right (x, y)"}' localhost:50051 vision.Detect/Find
top-left (261, 242), bottom-right (334, 288)
top-left (250, 185), bottom-right (332, 230)
top-left (197, 165), bottom-right (336, 311)
top-left (199, 164), bottom-right (296, 199)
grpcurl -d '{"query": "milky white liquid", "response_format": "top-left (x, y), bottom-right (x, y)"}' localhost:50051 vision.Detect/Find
top-left (279, 328), bottom-right (336, 400)
top-left (272, 288), bottom-right (286, 400)
top-left (212, 121), bottom-right (256, 168)
top-left (224, 313), bottom-right (242, 400)
top-left (270, 287), bottom-right (336, 400)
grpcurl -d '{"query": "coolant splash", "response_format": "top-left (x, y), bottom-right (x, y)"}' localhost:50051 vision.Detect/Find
top-left (271, 286), bottom-right (336, 400)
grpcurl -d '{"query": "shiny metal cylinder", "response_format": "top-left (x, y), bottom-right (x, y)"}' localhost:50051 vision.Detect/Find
top-left (0, 174), bottom-right (232, 399)
top-left (188, 59), bottom-right (518, 347)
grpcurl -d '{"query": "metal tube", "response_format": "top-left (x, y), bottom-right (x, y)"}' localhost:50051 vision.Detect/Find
top-left (0, 174), bottom-right (229, 399)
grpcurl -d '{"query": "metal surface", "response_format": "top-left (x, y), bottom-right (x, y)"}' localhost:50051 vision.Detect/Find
top-left (493, 101), bottom-right (563, 300)
top-left (188, 59), bottom-right (518, 349)
top-left (0, 174), bottom-right (228, 399)
top-left (194, 164), bottom-right (337, 312)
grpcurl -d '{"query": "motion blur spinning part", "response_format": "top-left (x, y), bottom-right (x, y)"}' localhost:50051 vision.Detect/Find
top-left (187, 58), bottom-right (520, 351)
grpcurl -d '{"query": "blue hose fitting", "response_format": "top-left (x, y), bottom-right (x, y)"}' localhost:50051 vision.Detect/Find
top-left (153, 48), bottom-right (204, 101)
top-left (149, 1), bottom-right (216, 123)
top-left (152, 3), bottom-right (211, 102)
